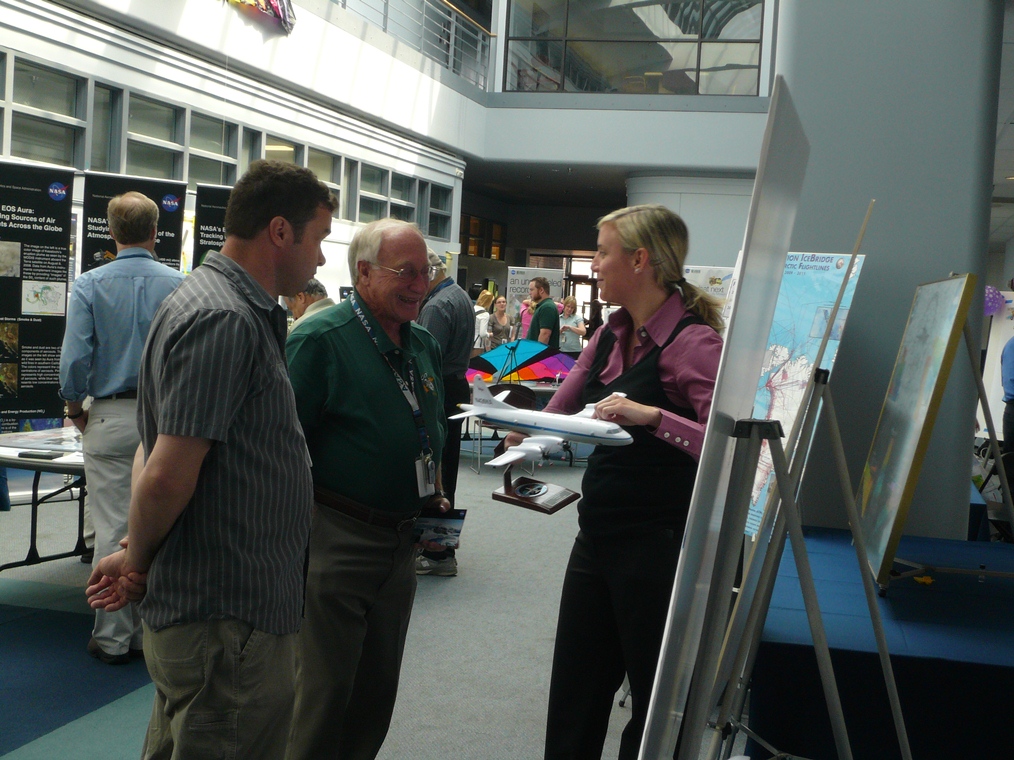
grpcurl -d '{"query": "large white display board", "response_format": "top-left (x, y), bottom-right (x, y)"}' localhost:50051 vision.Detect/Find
top-left (639, 76), bottom-right (810, 759)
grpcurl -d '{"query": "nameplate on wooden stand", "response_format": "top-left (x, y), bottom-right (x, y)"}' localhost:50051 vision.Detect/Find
top-left (492, 465), bottom-right (579, 514)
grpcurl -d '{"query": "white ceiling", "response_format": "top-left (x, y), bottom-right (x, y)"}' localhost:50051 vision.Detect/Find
top-left (990, 0), bottom-right (1014, 252)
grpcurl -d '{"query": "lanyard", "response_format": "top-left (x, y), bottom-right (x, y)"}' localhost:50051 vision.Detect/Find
top-left (349, 290), bottom-right (433, 456)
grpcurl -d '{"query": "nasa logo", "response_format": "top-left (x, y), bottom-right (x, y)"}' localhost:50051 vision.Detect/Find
top-left (161, 194), bottom-right (180, 213)
top-left (48, 183), bottom-right (68, 201)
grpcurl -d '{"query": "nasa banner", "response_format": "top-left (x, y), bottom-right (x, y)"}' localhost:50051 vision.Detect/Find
top-left (0, 161), bottom-right (75, 432)
top-left (506, 266), bottom-right (565, 319)
top-left (193, 184), bottom-right (232, 268)
top-left (81, 173), bottom-right (185, 272)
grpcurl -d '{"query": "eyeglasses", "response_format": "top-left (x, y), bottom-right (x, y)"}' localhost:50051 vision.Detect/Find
top-left (371, 263), bottom-right (441, 282)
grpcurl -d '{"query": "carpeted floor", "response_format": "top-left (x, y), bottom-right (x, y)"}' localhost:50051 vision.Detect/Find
top-left (0, 459), bottom-right (639, 759)
top-left (0, 455), bottom-right (743, 759)
top-left (0, 604), bottom-right (151, 755)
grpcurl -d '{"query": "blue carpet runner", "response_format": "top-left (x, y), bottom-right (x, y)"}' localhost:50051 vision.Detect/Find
top-left (0, 604), bottom-right (151, 754)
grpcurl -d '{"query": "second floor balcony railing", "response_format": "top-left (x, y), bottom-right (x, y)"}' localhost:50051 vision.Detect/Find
top-left (333, 0), bottom-right (491, 88)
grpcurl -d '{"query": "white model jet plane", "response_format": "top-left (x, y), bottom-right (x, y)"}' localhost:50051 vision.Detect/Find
top-left (450, 376), bottom-right (633, 467)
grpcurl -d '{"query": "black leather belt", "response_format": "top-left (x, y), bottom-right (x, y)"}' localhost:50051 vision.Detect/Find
top-left (313, 486), bottom-right (418, 530)
top-left (96, 390), bottom-right (138, 400)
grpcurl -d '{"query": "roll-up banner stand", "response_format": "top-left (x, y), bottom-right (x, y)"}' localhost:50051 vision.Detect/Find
top-left (0, 161), bottom-right (75, 432)
top-left (194, 184), bottom-right (232, 268)
top-left (81, 173), bottom-right (186, 272)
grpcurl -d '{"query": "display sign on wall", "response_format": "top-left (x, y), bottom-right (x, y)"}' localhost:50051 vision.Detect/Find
top-left (82, 173), bottom-right (186, 272)
top-left (0, 161), bottom-right (75, 432)
top-left (506, 266), bottom-right (565, 317)
top-left (193, 184), bottom-right (232, 268)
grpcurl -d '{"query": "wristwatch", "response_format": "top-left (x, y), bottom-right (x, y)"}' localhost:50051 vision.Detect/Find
top-left (64, 406), bottom-right (84, 420)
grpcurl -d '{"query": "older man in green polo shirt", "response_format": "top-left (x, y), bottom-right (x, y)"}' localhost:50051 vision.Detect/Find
top-left (285, 218), bottom-right (449, 760)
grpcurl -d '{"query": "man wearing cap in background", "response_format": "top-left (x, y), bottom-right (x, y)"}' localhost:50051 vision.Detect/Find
top-left (414, 250), bottom-right (473, 577)
top-left (284, 277), bottom-right (334, 330)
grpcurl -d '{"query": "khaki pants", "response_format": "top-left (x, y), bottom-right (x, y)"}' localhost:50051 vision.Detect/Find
top-left (286, 505), bottom-right (417, 760)
top-left (142, 619), bottom-right (297, 760)
top-left (83, 398), bottom-right (141, 655)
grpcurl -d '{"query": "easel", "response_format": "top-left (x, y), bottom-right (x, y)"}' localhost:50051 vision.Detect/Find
top-left (681, 375), bottom-right (913, 760)
top-left (883, 319), bottom-right (1014, 588)
top-left (639, 201), bottom-right (911, 760)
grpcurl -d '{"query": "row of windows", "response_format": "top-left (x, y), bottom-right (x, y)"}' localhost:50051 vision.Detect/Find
top-left (505, 0), bottom-right (764, 94)
top-left (0, 53), bottom-right (454, 240)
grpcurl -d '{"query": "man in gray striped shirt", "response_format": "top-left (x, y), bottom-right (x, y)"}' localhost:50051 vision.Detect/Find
top-left (86, 160), bottom-right (337, 760)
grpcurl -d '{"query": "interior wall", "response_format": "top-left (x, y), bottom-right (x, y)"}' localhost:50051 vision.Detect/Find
top-left (626, 176), bottom-right (754, 267)
top-left (778, 0), bottom-right (1003, 538)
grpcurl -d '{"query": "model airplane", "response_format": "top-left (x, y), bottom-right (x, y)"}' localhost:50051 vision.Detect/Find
top-left (450, 376), bottom-right (633, 467)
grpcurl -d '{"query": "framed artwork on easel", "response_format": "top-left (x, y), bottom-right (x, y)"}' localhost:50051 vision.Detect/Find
top-left (858, 273), bottom-right (976, 586)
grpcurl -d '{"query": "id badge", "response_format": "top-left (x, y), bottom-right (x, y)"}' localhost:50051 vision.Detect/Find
top-left (415, 455), bottom-right (435, 498)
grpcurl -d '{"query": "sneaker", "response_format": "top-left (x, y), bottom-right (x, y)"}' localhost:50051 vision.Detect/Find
top-left (415, 554), bottom-right (457, 577)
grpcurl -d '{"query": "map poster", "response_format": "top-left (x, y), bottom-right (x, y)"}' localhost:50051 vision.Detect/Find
top-left (746, 252), bottom-right (866, 535)
top-left (0, 161), bottom-right (75, 432)
top-left (194, 184), bottom-right (232, 269)
top-left (81, 173), bottom-right (186, 273)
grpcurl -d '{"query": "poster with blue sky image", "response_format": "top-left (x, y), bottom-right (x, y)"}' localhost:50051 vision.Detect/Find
top-left (746, 252), bottom-right (865, 535)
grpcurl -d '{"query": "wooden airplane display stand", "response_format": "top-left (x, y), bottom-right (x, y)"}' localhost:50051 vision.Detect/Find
top-left (492, 463), bottom-right (580, 515)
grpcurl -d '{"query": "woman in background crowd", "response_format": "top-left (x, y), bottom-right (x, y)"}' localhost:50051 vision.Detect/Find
top-left (507, 204), bottom-right (724, 760)
top-left (488, 294), bottom-right (513, 348)
top-left (472, 289), bottom-right (493, 356)
top-left (558, 296), bottom-right (586, 358)
top-left (518, 298), bottom-right (535, 341)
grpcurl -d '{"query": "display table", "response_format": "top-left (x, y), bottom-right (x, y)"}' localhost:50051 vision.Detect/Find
top-left (748, 527), bottom-right (1014, 760)
top-left (0, 428), bottom-right (86, 572)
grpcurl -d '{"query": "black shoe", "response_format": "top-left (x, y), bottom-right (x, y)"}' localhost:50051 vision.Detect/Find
top-left (87, 637), bottom-right (131, 665)
top-left (80, 548), bottom-right (94, 564)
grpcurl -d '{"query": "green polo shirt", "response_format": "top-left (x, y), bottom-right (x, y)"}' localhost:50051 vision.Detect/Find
top-left (286, 291), bottom-right (446, 513)
top-left (527, 297), bottom-right (560, 349)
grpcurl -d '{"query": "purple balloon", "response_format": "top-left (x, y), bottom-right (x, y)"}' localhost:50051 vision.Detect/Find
top-left (985, 286), bottom-right (1006, 317)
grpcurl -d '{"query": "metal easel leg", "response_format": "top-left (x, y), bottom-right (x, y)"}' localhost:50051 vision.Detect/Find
top-left (676, 420), bottom-right (773, 760)
top-left (702, 372), bottom-right (828, 760)
top-left (768, 437), bottom-right (853, 760)
top-left (823, 388), bottom-right (913, 760)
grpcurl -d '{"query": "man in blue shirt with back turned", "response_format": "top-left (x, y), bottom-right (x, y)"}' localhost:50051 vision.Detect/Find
top-left (59, 191), bottom-right (184, 664)
top-left (1002, 335), bottom-right (1014, 455)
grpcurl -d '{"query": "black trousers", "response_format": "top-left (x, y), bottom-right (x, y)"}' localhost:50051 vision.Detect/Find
top-left (544, 528), bottom-right (681, 760)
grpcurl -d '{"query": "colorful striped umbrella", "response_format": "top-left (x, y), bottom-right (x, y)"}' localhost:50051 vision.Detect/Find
top-left (466, 339), bottom-right (577, 383)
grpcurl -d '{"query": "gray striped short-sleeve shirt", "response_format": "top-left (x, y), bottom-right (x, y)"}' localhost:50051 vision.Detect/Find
top-left (137, 252), bottom-right (313, 635)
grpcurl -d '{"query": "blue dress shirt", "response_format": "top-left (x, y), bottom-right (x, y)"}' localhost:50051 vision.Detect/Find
top-left (59, 247), bottom-right (185, 401)
top-left (1003, 335), bottom-right (1014, 403)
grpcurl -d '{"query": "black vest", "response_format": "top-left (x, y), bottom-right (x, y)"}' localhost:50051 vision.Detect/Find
top-left (577, 314), bottom-right (704, 537)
